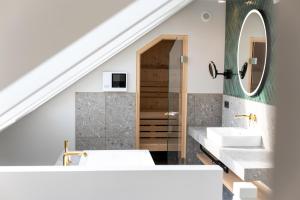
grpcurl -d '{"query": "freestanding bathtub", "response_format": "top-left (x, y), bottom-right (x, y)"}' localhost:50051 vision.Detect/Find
top-left (0, 150), bottom-right (223, 200)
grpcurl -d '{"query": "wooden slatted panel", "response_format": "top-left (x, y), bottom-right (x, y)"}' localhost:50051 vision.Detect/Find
top-left (140, 132), bottom-right (169, 138)
top-left (140, 87), bottom-right (168, 93)
top-left (141, 93), bottom-right (168, 98)
top-left (140, 132), bottom-right (179, 138)
top-left (140, 119), bottom-right (178, 125)
top-left (140, 138), bottom-right (179, 152)
top-left (140, 138), bottom-right (167, 151)
top-left (140, 112), bottom-right (168, 119)
top-left (140, 69), bottom-right (168, 82)
top-left (141, 65), bottom-right (169, 69)
top-left (140, 98), bottom-right (168, 111)
top-left (139, 112), bottom-right (179, 152)
top-left (141, 81), bottom-right (168, 87)
top-left (140, 125), bottom-right (179, 132)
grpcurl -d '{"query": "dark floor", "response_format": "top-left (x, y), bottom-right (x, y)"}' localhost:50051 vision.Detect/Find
top-left (150, 152), bottom-right (233, 200)
top-left (150, 151), bottom-right (179, 165)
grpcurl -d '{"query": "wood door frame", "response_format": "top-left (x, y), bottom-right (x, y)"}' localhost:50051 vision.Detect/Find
top-left (248, 37), bottom-right (266, 91)
top-left (135, 34), bottom-right (188, 159)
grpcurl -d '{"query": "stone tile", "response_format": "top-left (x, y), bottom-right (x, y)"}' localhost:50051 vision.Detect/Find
top-left (186, 135), bottom-right (202, 165)
top-left (105, 93), bottom-right (135, 138)
top-left (76, 93), bottom-right (105, 137)
top-left (76, 136), bottom-right (106, 150)
top-left (194, 94), bottom-right (223, 127)
top-left (106, 137), bottom-right (134, 150)
top-left (245, 168), bottom-right (273, 187)
top-left (187, 94), bottom-right (195, 126)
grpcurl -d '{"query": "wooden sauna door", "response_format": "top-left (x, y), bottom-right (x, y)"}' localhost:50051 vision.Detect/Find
top-left (136, 35), bottom-right (188, 162)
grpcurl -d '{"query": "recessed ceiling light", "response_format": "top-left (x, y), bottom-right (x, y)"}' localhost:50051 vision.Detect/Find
top-left (218, 0), bottom-right (226, 3)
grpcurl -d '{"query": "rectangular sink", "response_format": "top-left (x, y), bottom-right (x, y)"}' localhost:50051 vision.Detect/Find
top-left (206, 127), bottom-right (262, 147)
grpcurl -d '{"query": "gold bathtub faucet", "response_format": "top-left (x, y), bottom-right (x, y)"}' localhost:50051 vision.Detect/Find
top-left (235, 113), bottom-right (257, 122)
top-left (63, 140), bottom-right (88, 166)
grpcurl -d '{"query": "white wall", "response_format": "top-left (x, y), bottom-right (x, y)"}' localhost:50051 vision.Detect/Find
top-left (0, 0), bottom-right (225, 165)
top-left (0, 0), bottom-right (134, 90)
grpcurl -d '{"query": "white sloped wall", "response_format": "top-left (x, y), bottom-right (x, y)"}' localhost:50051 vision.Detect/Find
top-left (0, 0), bottom-right (193, 131)
top-left (0, 0), bottom-right (134, 90)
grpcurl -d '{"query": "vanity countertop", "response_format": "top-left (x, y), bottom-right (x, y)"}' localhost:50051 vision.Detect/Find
top-left (188, 127), bottom-right (272, 185)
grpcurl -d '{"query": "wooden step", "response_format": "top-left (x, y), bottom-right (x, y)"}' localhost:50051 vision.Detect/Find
top-left (141, 81), bottom-right (168, 87)
top-left (140, 125), bottom-right (179, 132)
top-left (141, 93), bottom-right (168, 98)
top-left (140, 132), bottom-right (179, 138)
top-left (141, 86), bottom-right (168, 93)
top-left (140, 112), bottom-right (168, 119)
top-left (140, 138), bottom-right (179, 152)
top-left (140, 119), bottom-right (178, 126)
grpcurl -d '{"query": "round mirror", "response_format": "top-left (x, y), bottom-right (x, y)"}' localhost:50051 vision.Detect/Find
top-left (237, 10), bottom-right (267, 96)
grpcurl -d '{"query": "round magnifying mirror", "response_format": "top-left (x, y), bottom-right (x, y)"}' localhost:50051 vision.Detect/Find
top-left (209, 61), bottom-right (218, 79)
top-left (237, 9), bottom-right (267, 96)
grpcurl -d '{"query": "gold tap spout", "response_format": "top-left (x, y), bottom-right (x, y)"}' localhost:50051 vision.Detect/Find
top-left (235, 113), bottom-right (257, 122)
top-left (63, 140), bottom-right (88, 166)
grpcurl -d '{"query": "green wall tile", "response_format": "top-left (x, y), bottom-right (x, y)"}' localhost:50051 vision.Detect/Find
top-left (224, 0), bottom-right (276, 105)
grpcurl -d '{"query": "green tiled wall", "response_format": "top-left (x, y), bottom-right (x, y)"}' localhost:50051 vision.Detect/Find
top-left (223, 0), bottom-right (276, 105)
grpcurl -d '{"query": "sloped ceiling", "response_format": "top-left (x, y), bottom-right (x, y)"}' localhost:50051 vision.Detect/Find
top-left (0, 0), bottom-right (134, 90)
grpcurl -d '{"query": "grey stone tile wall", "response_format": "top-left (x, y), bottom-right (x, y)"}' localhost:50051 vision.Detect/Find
top-left (186, 134), bottom-right (203, 165)
top-left (76, 93), bottom-right (223, 156)
top-left (76, 93), bottom-right (106, 138)
top-left (76, 92), bottom-right (135, 150)
top-left (186, 93), bottom-right (223, 164)
top-left (187, 94), bottom-right (223, 127)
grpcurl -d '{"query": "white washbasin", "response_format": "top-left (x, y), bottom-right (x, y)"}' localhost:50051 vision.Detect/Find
top-left (79, 150), bottom-right (155, 167)
top-left (206, 127), bottom-right (262, 147)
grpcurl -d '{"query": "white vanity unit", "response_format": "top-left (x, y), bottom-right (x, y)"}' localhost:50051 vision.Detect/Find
top-left (189, 127), bottom-right (273, 185)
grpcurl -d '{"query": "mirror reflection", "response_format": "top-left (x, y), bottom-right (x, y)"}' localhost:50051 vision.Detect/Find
top-left (238, 10), bottom-right (267, 96)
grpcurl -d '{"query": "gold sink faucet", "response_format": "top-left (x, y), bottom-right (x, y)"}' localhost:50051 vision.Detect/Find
top-left (235, 113), bottom-right (257, 122)
top-left (63, 140), bottom-right (87, 166)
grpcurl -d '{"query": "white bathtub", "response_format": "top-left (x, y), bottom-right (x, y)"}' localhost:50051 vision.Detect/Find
top-left (0, 165), bottom-right (223, 200)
